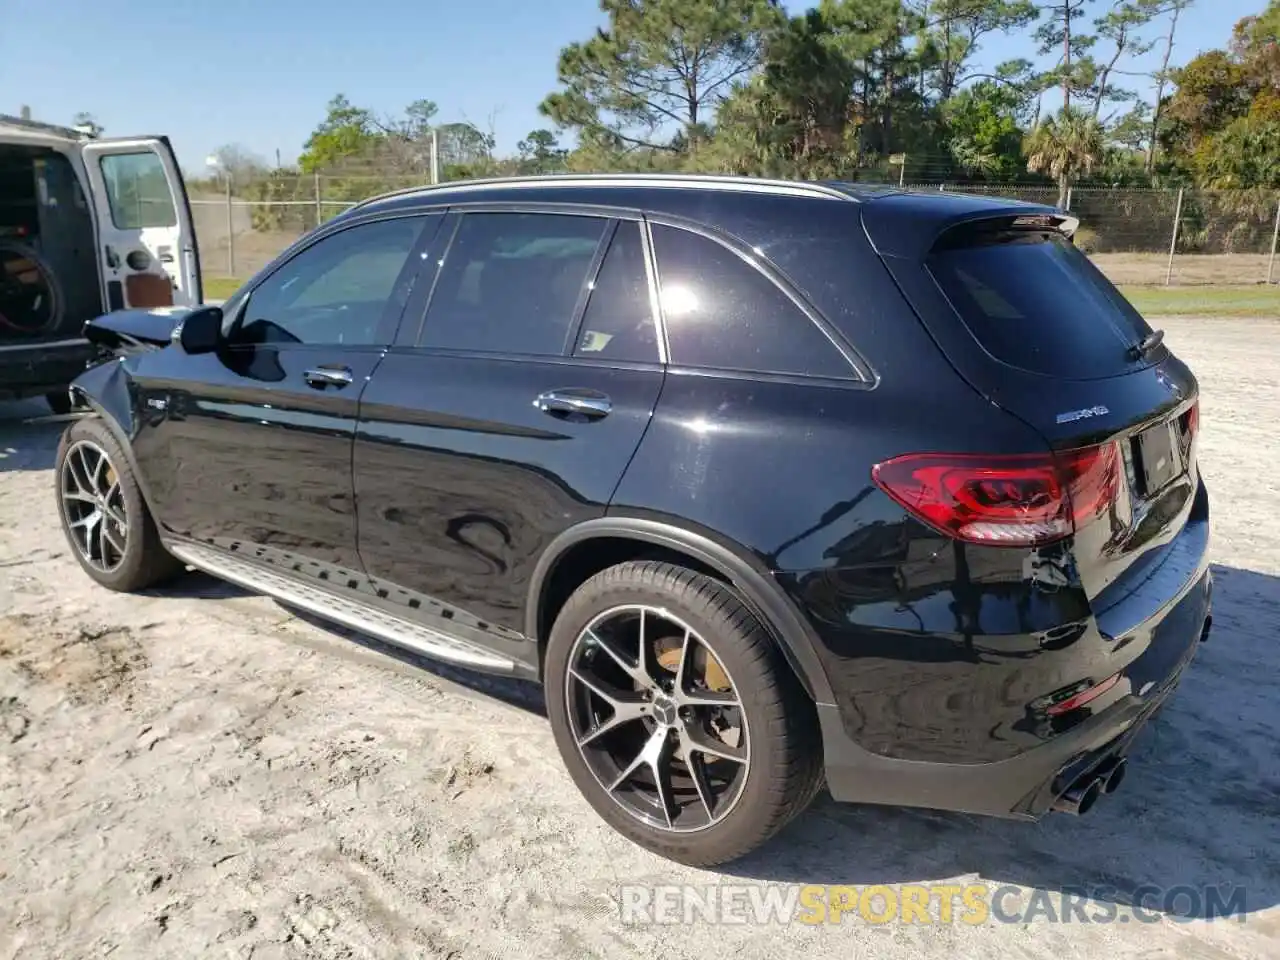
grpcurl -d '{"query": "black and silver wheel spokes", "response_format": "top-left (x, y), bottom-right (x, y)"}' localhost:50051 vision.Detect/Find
top-left (566, 606), bottom-right (749, 833)
top-left (60, 440), bottom-right (128, 573)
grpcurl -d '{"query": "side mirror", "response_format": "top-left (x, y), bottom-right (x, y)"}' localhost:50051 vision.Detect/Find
top-left (175, 305), bottom-right (223, 355)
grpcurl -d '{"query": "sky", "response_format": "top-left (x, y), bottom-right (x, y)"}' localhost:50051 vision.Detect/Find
top-left (3, 0), bottom-right (1265, 174)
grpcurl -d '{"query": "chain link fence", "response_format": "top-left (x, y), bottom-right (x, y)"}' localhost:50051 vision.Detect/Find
top-left (192, 176), bottom-right (1280, 292)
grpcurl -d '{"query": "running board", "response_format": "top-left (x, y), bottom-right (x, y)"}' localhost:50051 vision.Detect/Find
top-left (167, 541), bottom-right (520, 675)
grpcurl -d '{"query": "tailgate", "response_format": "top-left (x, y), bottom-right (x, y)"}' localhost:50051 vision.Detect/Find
top-left (869, 202), bottom-right (1204, 623)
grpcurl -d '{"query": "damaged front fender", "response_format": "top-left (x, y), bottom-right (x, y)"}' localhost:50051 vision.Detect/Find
top-left (67, 359), bottom-right (162, 513)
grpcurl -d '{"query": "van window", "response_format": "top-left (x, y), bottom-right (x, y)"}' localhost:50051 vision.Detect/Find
top-left (99, 152), bottom-right (177, 229)
top-left (927, 230), bottom-right (1152, 378)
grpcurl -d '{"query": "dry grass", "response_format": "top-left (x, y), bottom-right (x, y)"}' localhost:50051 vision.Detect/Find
top-left (1093, 252), bottom-right (1275, 287)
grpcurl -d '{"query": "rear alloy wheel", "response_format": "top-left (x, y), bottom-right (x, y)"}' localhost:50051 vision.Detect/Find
top-left (545, 560), bottom-right (823, 866)
top-left (55, 418), bottom-right (184, 592)
top-left (566, 604), bottom-right (751, 832)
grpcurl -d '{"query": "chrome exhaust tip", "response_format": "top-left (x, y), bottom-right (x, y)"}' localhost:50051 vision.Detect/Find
top-left (1102, 757), bottom-right (1127, 794)
top-left (1052, 776), bottom-right (1103, 816)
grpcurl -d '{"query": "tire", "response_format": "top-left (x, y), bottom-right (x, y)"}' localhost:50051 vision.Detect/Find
top-left (544, 560), bottom-right (823, 866)
top-left (54, 418), bottom-right (185, 592)
top-left (45, 390), bottom-right (73, 416)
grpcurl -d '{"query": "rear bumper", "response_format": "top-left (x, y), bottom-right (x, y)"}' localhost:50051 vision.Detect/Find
top-left (820, 565), bottom-right (1212, 818)
top-left (0, 338), bottom-right (98, 399)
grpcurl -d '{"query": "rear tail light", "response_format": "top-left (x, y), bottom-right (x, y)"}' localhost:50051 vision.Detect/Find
top-left (1180, 401), bottom-right (1199, 450)
top-left (872, 444), bottom-right (1120, 546)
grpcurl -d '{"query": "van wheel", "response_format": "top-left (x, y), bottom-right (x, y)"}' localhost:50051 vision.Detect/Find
top-left (45, 390), bottom-right (73, 416)
top-left (544, 560), bottom-right (823, 866)
top-left (55, 418), bottom-right (184, 592)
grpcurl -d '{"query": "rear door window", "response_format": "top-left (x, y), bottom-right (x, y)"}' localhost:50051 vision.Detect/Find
top-left (927, 230), bottom-right (1153, 378)
top-left (421, 212), bottom-right (607, 356)
top-left (650, 224), bottom-right (851, 378)
top-left (573, 221), bottom-right (658, 364)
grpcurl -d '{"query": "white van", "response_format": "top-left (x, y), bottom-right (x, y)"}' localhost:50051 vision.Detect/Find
top-left (0, 114), bottom-right (199, 412)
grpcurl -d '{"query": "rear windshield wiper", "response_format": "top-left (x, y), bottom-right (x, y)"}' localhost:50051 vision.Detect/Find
top-left (1128, 328), bottom-right (1165, 361)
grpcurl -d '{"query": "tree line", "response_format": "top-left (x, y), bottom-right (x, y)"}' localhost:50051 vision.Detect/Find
top-left (199, 0), bottom-right (1279, 224)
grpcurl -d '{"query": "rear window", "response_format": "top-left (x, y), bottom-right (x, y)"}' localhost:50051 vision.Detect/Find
top-left (927, 230), bottom-right (1152, 378)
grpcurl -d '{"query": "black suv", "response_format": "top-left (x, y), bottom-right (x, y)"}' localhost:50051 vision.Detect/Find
top-left (55, 175), bottom-right (1211, 866)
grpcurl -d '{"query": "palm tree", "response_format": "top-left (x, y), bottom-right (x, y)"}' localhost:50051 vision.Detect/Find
top-left (1024, 108), bottom-right (1106, 210)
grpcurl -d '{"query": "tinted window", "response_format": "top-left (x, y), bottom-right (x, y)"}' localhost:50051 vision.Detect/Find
top-left (422, 213), bottom-right (607, 355)
top-left (235, 217), bottom-right (426, 346)
top-left (573, 221), bottom-right (657, 363)
top-left (651, 225), bottom-right (850, 377)
top-left (927, 231), bottom-right (1152, 378)
top-left (99, 152), bottom-right (177, 229)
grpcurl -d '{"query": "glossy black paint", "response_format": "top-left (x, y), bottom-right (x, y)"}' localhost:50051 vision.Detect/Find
top-left (128, 343), bottom-right (385, 590)
top-left (70, 177), bottom-right (1212, 820)
top-left (354, 352), bottom-right (664, 669)
top-left (83, 305), bottom-right (192, 351)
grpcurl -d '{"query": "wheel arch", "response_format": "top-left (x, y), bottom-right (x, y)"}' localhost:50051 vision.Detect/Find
top-left (527, 518), bottom-right (835, 704)
top-left (67, 362), bottom-right (163, 518)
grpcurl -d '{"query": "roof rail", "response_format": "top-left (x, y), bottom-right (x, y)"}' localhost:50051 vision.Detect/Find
top-left (0, 113), bottom-right (96, 140)
top-left (349, 173), bottom-right (857, 211)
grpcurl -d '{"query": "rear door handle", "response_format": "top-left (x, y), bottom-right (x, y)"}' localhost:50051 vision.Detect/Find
top-left (304, 366), bottom-right (354, 389)
top-left (535, 388), bottom-right (611, 420)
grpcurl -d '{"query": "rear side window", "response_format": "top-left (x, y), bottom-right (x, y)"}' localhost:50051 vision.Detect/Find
top-left (651, 224), bottom-right (850, 378)
top-left (927, 230), bottom-right (1152, 378)
top-left (422, 212), bottom-right (607, 356)
top-left (573, 221), bottom-right (658, 363)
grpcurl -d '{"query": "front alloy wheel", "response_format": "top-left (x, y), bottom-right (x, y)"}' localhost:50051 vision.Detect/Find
top-left (55, 418), bottom-right (184, 592)
top-left (60, 439), bottom-right (129, 573)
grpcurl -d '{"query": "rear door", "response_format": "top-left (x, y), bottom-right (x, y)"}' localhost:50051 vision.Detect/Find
top-left (79, 137), bottom-right (201, 309)
top-left (872, 206), bottom-right (1203, 628)
top-left (353, 210), bottom-right (665, 668)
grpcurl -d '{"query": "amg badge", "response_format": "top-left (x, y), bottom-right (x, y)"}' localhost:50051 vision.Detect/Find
top-left (1055, 405), bottom-right (1109, 424)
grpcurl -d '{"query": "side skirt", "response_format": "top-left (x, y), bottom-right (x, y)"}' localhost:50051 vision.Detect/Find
top-left (166, 540), bottom-right (524, 678)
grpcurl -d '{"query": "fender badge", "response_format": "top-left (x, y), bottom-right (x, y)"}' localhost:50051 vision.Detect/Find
top-left (1056, 405), bottom-right (1109, 424)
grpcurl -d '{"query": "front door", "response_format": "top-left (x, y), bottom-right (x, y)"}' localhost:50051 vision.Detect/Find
top-left (130, 213), bottom-right (438, 590)
top-left (354, 212), bottom-right (666, 668)
top-left (79, 137), bottom-right (201, 310)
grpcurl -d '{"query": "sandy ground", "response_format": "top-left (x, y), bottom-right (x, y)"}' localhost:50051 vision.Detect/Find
top-left (1, 316), bottom-right (1278, 959)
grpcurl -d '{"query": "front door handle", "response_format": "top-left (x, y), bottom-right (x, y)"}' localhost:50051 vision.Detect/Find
top-left (304, 366), bottom-right (354, 389)
top-left (535, 388), bottom-right (611, 420)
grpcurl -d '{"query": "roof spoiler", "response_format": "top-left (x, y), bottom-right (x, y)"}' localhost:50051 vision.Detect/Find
top-left (931, 212), bottom-right (1081, 251)
top-left (861, 193), bottom-right (1078, 259)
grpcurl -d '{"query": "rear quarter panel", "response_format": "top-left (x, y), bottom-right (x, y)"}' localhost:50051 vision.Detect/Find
top-left (609, 199), bottom-right (1163, 765)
